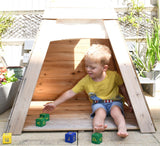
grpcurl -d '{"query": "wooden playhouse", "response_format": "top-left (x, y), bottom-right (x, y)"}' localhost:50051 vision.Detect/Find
top-left (6, 0), bottom-right (155, 135)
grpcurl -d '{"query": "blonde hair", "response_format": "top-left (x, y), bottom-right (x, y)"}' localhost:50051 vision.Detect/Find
top-left (85, 44), bottom-right (112, 66)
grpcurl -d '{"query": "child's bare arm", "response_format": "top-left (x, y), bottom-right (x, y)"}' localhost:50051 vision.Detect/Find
top-left (43, 89), bottom-right (76, 113)
top-left (54, 89), bottom-right (76, 106)
top-left (119, 84), bottom-right (133, 112)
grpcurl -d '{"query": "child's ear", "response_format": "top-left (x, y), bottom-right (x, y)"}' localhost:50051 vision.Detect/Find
top-left (103, 65), bottom-right (108, 71)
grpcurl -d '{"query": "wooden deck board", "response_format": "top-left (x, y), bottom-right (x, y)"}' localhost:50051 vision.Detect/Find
top-left (23, 101), bottom-right (138, 132)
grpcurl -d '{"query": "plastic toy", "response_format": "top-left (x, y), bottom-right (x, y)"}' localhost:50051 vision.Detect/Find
top-left (40, 113), bottom-right (50, 121)
top-left (91, 133), bottom-right (102, 144)
top-left (36, 118), bottom-right (46, 127)
top-left (65, 132), bottom-right (76, 143)
top-left (3, 133), bottom-right (12, 144)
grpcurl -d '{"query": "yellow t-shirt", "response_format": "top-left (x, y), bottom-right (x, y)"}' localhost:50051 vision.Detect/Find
top-left (72, 70), bottom-right (123, 101)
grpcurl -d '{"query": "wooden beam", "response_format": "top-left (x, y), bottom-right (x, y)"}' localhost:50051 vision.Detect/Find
top-left (43, 8), bottom-right (117, 20)
top-left (103, 20), bottom-right (156, 133)
top-left (5, 20), bottom-right (57, 134)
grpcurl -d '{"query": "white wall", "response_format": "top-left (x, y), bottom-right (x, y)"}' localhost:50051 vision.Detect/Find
top-left (3, 45), bottom-right (23, 66)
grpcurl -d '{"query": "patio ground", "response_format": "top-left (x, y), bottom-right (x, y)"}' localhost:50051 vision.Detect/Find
top-left (0, 91), bottom-right (160, 146)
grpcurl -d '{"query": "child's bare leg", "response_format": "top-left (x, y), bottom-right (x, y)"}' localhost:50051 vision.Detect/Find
top-left (110, 106), bottom-right (128, 138)
top-left (93, 108), bottom-right (107, 133)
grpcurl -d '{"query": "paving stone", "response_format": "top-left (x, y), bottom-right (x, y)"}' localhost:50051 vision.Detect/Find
top-left (78, 131), bottom-right (160, 146)
top-left (0, 109), bottom-right (10, 122)
top-left (0, 122), bottom-right (7, 135)
top-left (0, 132), bottom-right (77, 145)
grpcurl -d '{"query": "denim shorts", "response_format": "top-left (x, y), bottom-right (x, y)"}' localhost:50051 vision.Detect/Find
top-left (90, 101), bottom-right (124, 118)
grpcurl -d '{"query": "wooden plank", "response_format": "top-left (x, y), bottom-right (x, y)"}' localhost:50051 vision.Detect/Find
top-left (43, 8), bottom-right (117, 20)
top-left (23, 118), bottom-right (138, 131)
top-left (103, 20), bottom-right (156, 133)
top-left (44, 0), bottom-right (117, 20)
top-left (5, 20), bottom-right (58, 135)
top-left (32, 39), bottom-right (90, 101)
top-left (47, 0), bottom-right (115, 8)
top-left (32, 93), bottom-right (88, 101)
top-left (23, 101), bottom-right (138, 132)
top-left (37, 19), bottom-right (108, 40)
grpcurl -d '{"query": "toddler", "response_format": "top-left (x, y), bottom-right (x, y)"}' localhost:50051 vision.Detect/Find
top-left (43, 44), bottom-right (131, 138)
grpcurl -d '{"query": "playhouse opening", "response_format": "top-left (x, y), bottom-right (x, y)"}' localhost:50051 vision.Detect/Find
top-left (23, 38), bottom-right (138, 132)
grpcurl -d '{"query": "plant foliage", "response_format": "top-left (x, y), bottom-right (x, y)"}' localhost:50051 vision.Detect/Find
top-left (0, 14), bottom-right (14, 48)
top-left (119, 0), bottom-right (160, 77)
top-left (0, 67), bottom-right (18, 85)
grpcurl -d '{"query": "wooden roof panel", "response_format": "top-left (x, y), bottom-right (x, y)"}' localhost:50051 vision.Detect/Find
top-left (43, 8), bottom-right (117, 20)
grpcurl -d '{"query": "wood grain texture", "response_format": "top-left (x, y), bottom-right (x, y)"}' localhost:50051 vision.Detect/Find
top-left (32, 39), bottom-right (116, 101)
top-left (23, 101), bottom-right (138, 132)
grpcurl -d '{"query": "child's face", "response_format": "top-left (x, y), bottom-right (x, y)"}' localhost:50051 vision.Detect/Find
top-left (85, 58), bottom-right (106, 80)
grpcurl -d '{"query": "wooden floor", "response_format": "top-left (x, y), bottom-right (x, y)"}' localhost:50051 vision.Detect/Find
top-left (23, 99), bottom-right (138, 132)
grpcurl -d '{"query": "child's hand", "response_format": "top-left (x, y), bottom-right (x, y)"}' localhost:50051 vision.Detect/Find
top-left (42, 102), bottom-right (56, 113)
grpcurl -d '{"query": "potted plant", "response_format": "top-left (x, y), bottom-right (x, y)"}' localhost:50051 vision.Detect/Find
top-left (0, 67), bottom-right (20, 114)
top-left (119, 0), bottom-right (160, 80)
top-left (132, 18), bottom-right (160, 79)
top-left (0, 67), bottom-right (18, 85)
